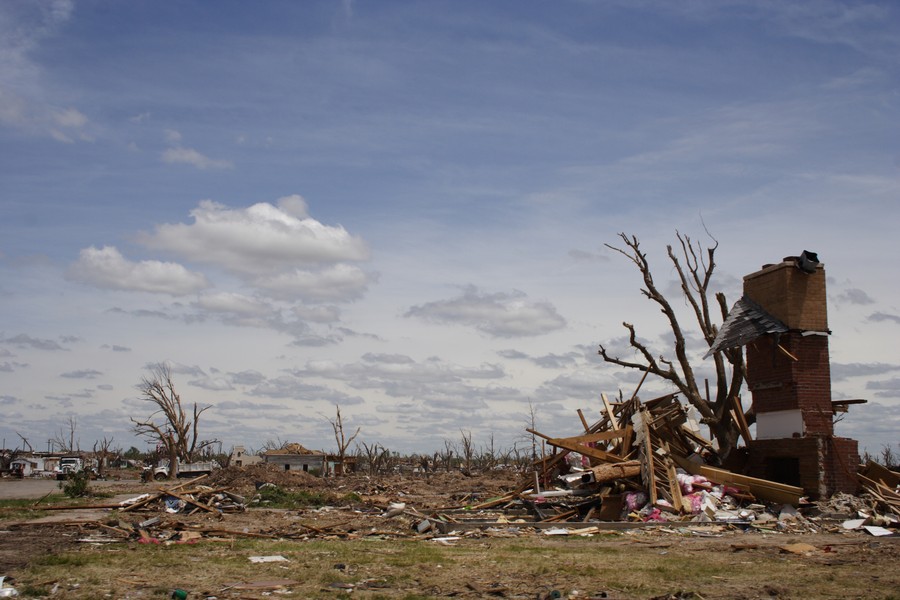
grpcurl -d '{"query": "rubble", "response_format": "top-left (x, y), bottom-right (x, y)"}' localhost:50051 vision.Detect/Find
top-left (427, 390), bottom-right (900, 538)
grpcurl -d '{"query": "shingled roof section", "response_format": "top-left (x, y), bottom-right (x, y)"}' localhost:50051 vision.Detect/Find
top-left (704, 295), bottom-right (788, 358)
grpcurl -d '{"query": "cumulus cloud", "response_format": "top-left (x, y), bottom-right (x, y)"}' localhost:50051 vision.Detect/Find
top-left (292, 304), bottom-right (342, 324)
top-left (834, 288), bottom-right (875, 305)
top-left (193, 292), bottom-right (272, 317)
top-left (869, 312), bottom-right (900, 325)
top-left (162, 146), bottom-right (233, 170)
top-left (255, 264), bottom-right (373, 301)
top-left (1, 334), bottom-right (66, 351)
top-left (405, 286), bottom-right (567, 338)
top-left (831, 362), bottom-right (900, 382)
top-left (866, 377), bottom-right (900, 398)
top-left (138, 198), bottom-right (369, 277)
top-left (0, 1), bottom-right (92, 142)
top-left (289, 355), bottom-right (506, 403)
top-left (69, 246), bottom-right (210, 295)
top-left (60, 369), bottom-right (103, 379)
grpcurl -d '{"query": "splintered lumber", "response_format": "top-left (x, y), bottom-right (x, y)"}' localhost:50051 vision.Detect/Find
top-left (577, 408), bottom-right (590, 432)
top-left (731, 395), bottom-right (753, 444)
top-left (640, 412), bottom-right (658, 504)
top-left (861, 461), bottom-right (900, 489)
top-left (584, 461), bottom-right (641, 484)
top-left (538, 434), bottom-right (626, 463)
top-left (601, 393), bottom-right (620, 431)
top-left (549, 430), bottom-right (628, 446)
top-left (671, 455), bottom-right (803, 505)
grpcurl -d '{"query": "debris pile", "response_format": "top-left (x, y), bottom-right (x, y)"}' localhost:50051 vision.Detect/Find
top-left (118, 475), bottom-right (247, 515)
top-left (858, 460), bottom-right (900, 519)
top-left (450, 392), bottom-right (897, 534)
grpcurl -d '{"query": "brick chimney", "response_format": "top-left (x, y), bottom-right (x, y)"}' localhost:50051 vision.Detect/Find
top-left (743, 254), bottom-right (859, 498)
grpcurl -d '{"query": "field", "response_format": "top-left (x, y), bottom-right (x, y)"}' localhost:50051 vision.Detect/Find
top-left (0, 467), bottom-right (897, 599)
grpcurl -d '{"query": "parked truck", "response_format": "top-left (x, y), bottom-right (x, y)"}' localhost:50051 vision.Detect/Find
top-left (143, 459), bottom-right (220, 481)
top-left (55, 456), bottom-right (84, 480)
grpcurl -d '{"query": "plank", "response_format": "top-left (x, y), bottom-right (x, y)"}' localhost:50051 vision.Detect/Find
top-left (672, 455), bottom-right (803, 505)
top-left (601, 393), bottom-right (620, 431)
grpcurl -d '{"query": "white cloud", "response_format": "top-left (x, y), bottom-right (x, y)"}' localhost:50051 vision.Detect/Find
top-left (405, 286), bottom-right (567, 338)
top-left (193, 292), bottom-right (271, 317)
top-left (68, 245), bottom-right (210, 295)
top-left (292, 304), bottom-right (342, 324)
top-left (0, 1), bottom-right (91, 142)
top-left (1, 334), bottom-right (66, 351)
top-left (254, 264), bottom-right (372, 301)
top-left (161, 146), bottom-right (233, 170)
top-left (138, 199), bottom-right (369, 276)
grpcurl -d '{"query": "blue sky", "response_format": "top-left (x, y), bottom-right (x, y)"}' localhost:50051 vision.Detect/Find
top-left (1, 0), bottom-right (898, 457)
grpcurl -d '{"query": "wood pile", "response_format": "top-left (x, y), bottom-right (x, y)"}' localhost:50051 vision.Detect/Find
top-left (471, 391), bottom-right (804, 522)
top-left (859, 461), bottom-right (900, 518)
top-left (118, 475), bottom-right (247, 515)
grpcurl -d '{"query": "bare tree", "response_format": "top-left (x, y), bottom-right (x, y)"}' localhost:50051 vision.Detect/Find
top-left (51, 416), bottom-right (79, 452)
top-left (131, 363), bottom-right (218, 478)
top-left (92, 436), bottom-right (115, 479)
top-left (598, 232), bottom-right (747, 458)
top-left (16, 432), bottom-right (33, 453)
top-left (328, 404), bottom-right (360, 475)
top-left (440, 439), bottom-right (456, 472)
top-left (459, 429), bottom-right (474, 475)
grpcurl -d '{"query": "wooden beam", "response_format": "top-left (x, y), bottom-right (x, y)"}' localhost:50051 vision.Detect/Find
top-left (544, 436), bottom-right (626, 463)
top-left (672, 455), bottom-right (803, 505)
top-left (576, 408), bottom-right (590, 433)
top-left (602, 393), bottom-right (620, 431)
top-left (548, 430), bottom-right (627, 446)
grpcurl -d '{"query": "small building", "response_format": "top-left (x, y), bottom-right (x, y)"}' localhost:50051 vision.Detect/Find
top-left (230, 446), bottom-right (263, 467)
top-left (263, 443), bottom-right (327, 475)
top-left (10, 455), bottom-right (45, 477)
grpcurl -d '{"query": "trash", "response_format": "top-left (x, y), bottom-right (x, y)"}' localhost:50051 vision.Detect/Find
top-left (249, 555), bottom-right (289, 563)
top-left (382, 502), bottom-right (406, 518)
top-left (0, 576), bottom-right (18, 598)
top-left (842, 518), bottom-right (866, 530)
top-left (779, 543), bottom-right (817, 555)
top-left (171, 590), bottom-right (188, 600)
top-left (862, 526), bottom-right (895, 537)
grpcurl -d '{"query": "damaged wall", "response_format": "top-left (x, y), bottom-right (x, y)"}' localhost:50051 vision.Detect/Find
top-left (743, 255), bottom-right (859, 498)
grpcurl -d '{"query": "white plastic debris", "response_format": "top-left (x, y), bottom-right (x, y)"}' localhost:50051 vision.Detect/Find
top-left (249, 555), bottom-right (289, 563)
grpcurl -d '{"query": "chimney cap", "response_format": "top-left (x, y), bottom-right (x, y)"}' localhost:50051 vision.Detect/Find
top-left (780, 251), bottom-right (820, 274)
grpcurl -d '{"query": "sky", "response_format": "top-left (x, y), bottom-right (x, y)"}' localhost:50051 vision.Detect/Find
top-left (1, 0), bottom-right (899, 458)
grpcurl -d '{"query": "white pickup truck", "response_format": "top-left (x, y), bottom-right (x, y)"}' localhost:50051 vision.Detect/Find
top-left (144, 459), bottom-right (220, 480)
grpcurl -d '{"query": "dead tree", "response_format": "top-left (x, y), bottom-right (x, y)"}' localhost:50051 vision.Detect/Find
top-left (598, 232), bottom-right (747, 459)
top-left (92, 436), bottom-right (115, 479)
top-left (459, 429), bottom-right (474, 474)
top-left (131, 363), bottom-right (218, 478)
top-left (16, 432), bottom-right (34, 453)
top-left (51, 416), bottom-right (79, 452)
top-left (328, 405), bottom-right (360, 475)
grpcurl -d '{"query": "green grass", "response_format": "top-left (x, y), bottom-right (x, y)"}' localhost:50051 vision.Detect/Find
top-left (8, 530), bottom-right (900, 599)
top-left (254, 485), bottom-right (331, 508)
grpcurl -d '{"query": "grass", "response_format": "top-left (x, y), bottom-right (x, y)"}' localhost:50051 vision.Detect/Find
top-left (8, 533), bottom-right (900, 600)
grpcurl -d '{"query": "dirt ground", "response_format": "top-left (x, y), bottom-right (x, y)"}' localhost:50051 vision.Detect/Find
top-left (1, 466), bottom-right (898, 599)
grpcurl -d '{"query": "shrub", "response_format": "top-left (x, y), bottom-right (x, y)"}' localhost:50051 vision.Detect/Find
top-left (60, 470), bottom-right (91, 498)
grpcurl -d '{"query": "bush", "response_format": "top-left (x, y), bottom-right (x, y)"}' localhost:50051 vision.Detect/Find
top-left (59, 470), bottom-right (91, 498)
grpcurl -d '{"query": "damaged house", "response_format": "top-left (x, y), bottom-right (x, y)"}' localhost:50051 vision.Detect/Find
top-left (710, 252), bottom-right (861, 498)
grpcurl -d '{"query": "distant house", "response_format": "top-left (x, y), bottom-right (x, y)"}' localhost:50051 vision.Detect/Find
top-left (230, 446), bottom-right (262, 467)
top-left (263, 443), bottom-right (326, 475)
top-left (10, 455), bottom-right (44, 477)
